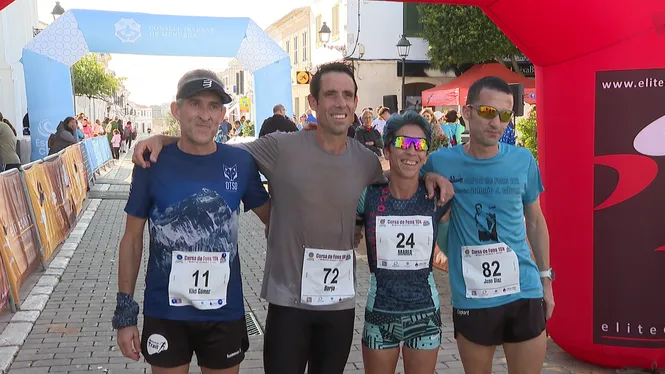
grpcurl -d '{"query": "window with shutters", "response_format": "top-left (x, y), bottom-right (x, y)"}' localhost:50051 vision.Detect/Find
top-left (403, 3), bottom-right (424, 37)
top-left (295, 98), bottom-right (300, 118)
top-left (302, 30), bottom-right (308, 62)
top-left (332, 4), bottom-right (340, 41)
top-left (294, 35), bottom-right (299, 65)
top-left (315, 15), bottom-right (322, 47)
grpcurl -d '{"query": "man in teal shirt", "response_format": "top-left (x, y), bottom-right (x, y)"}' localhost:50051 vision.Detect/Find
top-left (422, 76), bottom-right (554, 374)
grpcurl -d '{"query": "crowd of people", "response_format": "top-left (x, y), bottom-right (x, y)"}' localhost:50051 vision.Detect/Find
top-left (109, 62), bottom-right (553, 374)
top-left (46, 113), bottom-right (137, 158)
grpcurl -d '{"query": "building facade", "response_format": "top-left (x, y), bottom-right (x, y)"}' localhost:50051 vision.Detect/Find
top-left (217, 59), bottom-right (254, 122)
top-left (133, 104), bottom-right (153, 133)
top-left (265, 7), bottom-right (312, 118)
top-left (310, 0), bottom-right (454, 113)
top-left (0, 0), bottom-right (39, 132)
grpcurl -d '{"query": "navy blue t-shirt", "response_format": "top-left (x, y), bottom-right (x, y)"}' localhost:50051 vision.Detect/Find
top-left (357, 183), bottom-right (449, 313)
top-left (125, 143), bottom-right (269, 322)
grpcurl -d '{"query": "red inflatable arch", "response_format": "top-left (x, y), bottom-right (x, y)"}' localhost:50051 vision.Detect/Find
top-left (0, 1), bottom-right (14, 10)
top-left (384, 0), bottom-right (665, 369)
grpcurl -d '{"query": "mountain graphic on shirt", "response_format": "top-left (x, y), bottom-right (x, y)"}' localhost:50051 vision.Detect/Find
top-left (149, 188), bottom-right (239, 272)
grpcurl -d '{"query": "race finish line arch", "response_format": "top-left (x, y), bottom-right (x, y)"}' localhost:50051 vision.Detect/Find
top-left (381, 0), bottom-right (665, 370)
top-left (21, 10), bottom-right (292, 161)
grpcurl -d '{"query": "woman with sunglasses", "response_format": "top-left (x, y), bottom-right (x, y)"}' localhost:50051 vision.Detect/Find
top-left (355, 111), bottom-right (451, 374)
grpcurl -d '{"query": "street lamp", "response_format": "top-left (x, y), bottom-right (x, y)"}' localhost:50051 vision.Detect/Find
top-left (51, 2), bottom-right (65, 21)
top-left (318, 22), bottom-right (331, 47)
top-left (396, 35), bottom-right (411, 112)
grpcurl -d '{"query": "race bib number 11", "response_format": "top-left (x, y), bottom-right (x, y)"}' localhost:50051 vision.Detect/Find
top-left (168, 251), bottom-right (230, 310)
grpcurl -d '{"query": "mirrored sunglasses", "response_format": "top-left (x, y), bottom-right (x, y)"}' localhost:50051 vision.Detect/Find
top-left (468, 104), bottom-right (514, 122)
top-left (392, 136), bottom-right (429, 151)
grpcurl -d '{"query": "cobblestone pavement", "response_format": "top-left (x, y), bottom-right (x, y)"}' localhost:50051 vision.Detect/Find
top-left (3, 152), bottom-right (621, 374)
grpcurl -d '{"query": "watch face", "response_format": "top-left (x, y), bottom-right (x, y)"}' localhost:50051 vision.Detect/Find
top-left (549, 269), bottom-right (556, 281)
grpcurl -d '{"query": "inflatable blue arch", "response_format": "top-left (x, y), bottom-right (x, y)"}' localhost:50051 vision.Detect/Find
top-left (21, 9), bottom-right (292, 161)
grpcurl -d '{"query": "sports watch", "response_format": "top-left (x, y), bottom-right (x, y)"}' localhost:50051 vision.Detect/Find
top-left (539, 268), bottom-right (555, 281)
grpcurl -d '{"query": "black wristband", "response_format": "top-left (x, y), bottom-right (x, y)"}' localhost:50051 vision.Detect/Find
top-left (355, 218), bottom-right (365, 226)
top-left (111, 292), bottom-right (140, 330)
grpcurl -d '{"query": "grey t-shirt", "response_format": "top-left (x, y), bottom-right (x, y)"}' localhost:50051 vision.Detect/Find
top-left (238, 130), bottom-right (384, 310)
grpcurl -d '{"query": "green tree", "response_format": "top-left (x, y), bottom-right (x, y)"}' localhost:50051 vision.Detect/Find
top-left (72, 54), bottom-right (122, 100)
top-left (419, 4), bottom-right (523, 72)
top-left (516, 109), bottom-right (538, 162)
top-left (164, 113), bottom-right (181, 136)
top-left (241, 121), bottom-right (255, 137)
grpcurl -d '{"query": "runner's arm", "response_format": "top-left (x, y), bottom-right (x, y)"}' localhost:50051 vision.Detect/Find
top-left (131, 135), bottom-right (178, 168)
top-left (354, 188), bottom-right (367, 248)
top-left (117, 215), bottom-right (146, 297)
top-left (523, 153), bottom-right (548, 271)
top-left (234, 135), bottom-right (279, 179)
top-left (251, 201), bottom-right (270, 225)
top-left (524, 199), bottom-right (550, 271)
top-left (243, 155), bottom-right (271, 225)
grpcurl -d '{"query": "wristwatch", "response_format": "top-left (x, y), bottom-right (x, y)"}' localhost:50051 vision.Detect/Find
top-left (539, 268), bottom-right (555, 281)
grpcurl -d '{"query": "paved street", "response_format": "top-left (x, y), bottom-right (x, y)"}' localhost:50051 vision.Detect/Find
top-left (1, 152), bottom-right (618, 373)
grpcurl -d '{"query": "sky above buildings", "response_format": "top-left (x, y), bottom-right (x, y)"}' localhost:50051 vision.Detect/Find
top-left (37, 0), bottom-right (309, 105)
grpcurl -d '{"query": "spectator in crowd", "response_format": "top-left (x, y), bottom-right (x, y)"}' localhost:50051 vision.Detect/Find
top-left (259, 104), bottom-right (299, 137)
top-left (304, 113), bottom-right (318, 130)
top-left (107, 117), bottom-right (122, 146)
top-left (93, 119), bottom-right (105, 136)
top-left (0, 116), bottom-right (20, 170)
top-left (82, 119), bottom-right (93, 138)
top-left (499, 120), bottom-right (517, 145)
top-left (442, 110), bottom-right (464, 147)
top-left (355, 110), bottom-right (383, 157)
top-left (229, 121), bottom-right (243, 137)
top-left (48, 116), bottom-right (79, 155)
top-left (373, 106), bottom-right (391, 134)
top-left (111, 129), bottom-right (122, 160)
top-left (124, 121), bottom-right (134, 150)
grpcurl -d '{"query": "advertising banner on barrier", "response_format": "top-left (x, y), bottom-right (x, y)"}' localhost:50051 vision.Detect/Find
top-left (72, 144), bottom-right (89, 192)
top-left (43, 158), bottom-right (77, 235)
top-left (62, 147), bottom-right (86, 215)
top-left (0, 255), bottom-right (11, 312)
top-left (22, 162), bottom-right (62, 260)
top-left (0, 169), bottom-right (42, 304)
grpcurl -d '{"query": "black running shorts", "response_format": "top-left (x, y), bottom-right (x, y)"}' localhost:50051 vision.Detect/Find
top-left (263, 303), bottom-right (355, 374)
top-left (141, 315), bottom-right (249, 369)
top-left (452, 298), bottom-right (546, 346)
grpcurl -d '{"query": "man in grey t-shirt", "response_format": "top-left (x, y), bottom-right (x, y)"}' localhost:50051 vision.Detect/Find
top-left (132, 62), bottom-right (453, 374)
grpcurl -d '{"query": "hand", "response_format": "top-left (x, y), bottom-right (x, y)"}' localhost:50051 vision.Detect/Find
top-left (423, 172), bottom-right (454, 206)
top-left (354, 226), bottom-right (364, 248)
top-left (433, 245), bottom-right (448, 272)
top-left (131, 136), bottom-right (165, 168)
top-left (117, 326), bottom-right (141, 361)
top-left (543, 280), bottom-right (555, 320)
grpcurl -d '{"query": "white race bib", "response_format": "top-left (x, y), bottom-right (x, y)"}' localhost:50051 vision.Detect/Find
top-left (168, 251), bottom-right (230, 310)
top-left (301, 248), bottom-right (355, 306)
top-left (375, 215), bottom-right (433, 270)
top-left (461, 243), bottom-right (520, 299)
